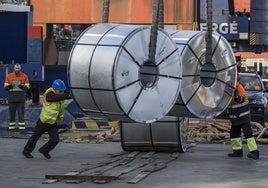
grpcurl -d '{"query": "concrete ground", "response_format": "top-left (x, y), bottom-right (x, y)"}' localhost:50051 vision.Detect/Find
top-left (0, 137), bottom-right (268, 188)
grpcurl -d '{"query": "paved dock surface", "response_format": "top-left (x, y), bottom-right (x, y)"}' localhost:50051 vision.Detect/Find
top-left (0, 137), bottom-right (268, 188)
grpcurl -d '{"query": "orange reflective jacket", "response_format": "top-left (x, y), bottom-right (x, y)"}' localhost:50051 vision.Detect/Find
top-left (4, 71), bottom-right (29, 90)
top-left (230, 82), bottom-right (248, 106)
top-left (4, 71), bottom-right (29, 102)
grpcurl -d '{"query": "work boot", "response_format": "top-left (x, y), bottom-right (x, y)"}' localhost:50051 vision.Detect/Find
top-left (22, 152), bottom-right (34, 159)
top-left (39, 149), bottom-right (51, 159)
top-left (247, 150), bottom-right (259, 160)
top-left (228, 149), bottom-right (243, 157)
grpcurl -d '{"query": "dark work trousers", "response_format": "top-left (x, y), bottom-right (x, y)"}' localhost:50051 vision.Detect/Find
top-left (228, 103), bottom-right (253, 139)
top-left (230, 121), bottom-right (253, 139)
top-left (9, 102), bottom-right (25, 123)
top-left (23, 119), bottom-right (59, 154)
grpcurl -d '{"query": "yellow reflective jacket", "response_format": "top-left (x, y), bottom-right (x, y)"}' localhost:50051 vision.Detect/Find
top-left (39, 88), bottom-right (65, 124)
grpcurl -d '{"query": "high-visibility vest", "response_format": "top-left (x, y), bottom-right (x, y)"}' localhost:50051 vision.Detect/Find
top-left (39, 88), bottom-right (65, 124)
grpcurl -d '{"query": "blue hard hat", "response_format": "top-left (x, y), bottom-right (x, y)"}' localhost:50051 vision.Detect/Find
top-left (52, 79), bottom-right (66, 91)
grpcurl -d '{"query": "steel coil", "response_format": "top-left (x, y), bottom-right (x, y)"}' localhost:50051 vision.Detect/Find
top-left (68, 23), bottom-right (182, 123)
top-left (167, 30), bottom-right (236, 118)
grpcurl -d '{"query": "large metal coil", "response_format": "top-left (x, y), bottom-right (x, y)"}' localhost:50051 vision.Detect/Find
top-left (167, 30), bottom-right (237, 118)
top-left (68, 23), bottom-right (182, 123)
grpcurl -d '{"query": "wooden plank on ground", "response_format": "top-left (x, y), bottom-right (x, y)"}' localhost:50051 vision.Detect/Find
top-left (45, 174), bottom-right (118, 182)
top-left (42, 179), bottom-right (58, 184)
top-left (127, 153), bottom-right (178, 184)
top-left (141, 152), bottom-right (155, 159)
top-left (127, 172), bottom-right (151, 184)
top-left (110, 160), bottom-right (153, 178)
top-left (257, 127), bottom-right (267, 139)
top-left (44, 155), bottom-right (124, 184)
top-left (42, 172), bottom-right (79, 184)
top-left (93, 156), bottom-right (135, 175)
top-left (127, 162), bottom-right (167, 184)
top-left (127, 151), bottom-right (139, 158)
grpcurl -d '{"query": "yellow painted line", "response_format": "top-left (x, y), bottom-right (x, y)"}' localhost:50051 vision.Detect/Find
top-left (107, 121), bottom-right (119, 127)
top-left (71, 122), bottom-right (77, 129)
top-left (71, 121), bottom-right (119, 129)
top-left (85, 122), bottom-right (98, 128)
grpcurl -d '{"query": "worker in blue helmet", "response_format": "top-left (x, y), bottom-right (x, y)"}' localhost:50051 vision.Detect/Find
top-left (52, 79), bottom-right (66, 91)
top-left (22, 79), bottom-right (72, 159)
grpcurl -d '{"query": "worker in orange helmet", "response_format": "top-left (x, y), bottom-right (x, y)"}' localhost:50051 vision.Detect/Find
top-left (227, 73), bottom-right (259, 159)
top-left (4, 63), bottom-right (29, 133)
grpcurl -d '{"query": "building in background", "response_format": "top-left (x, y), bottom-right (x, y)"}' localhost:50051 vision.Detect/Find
top-left (2, 0), bottom-right (268, 78)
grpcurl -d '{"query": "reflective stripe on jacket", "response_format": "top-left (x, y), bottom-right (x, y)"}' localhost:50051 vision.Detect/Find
top-left (228, 102), bottom-right (250, 119)
top-left (228, 82), bottom-right (251, 125)
top-left (40, 88), bottom-right (65, 124)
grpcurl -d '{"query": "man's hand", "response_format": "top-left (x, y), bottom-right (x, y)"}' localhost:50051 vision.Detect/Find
top-left (65, 92), bottom-right (72, 99)
top-left (18, 85), bottom-right (25, 90)
top-left (234, 95), bottom-right (244, 103)
top-left (5, 85), bottom-right (13, 90)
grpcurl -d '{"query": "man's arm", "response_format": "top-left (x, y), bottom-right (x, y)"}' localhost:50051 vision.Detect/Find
top-left (4, 84), bottom-right (13, 90)
top-left (4, 75), bottom-right (13, 90)
top-left (46, 91), bottom-right (70, 102)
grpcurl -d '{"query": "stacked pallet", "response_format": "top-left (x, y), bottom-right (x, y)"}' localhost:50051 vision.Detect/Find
top-left (188, 119), bottom-right (231, 144)
top-left (253, 122), bottom-right (268, 144)
top-left (188, 119), bottom-right (268, 144)
top-left (59, 119), bottom-right (268, 144)
top-left (60, 126), bottom-right (121, 143)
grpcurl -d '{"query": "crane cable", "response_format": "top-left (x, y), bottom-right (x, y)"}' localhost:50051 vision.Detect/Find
top-left (149, 0), bottom-right (161, 64)
top-left (101, 0), bottom-right (163, 64)
top-left (102, 0), bottom-right (110, 23)
top-left (205, 0), bottom-right (213, 64)
top-left (158, 0), bottom-right (164, 29)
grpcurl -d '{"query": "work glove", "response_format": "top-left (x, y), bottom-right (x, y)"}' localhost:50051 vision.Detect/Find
top-left (18, 85), bottom-right (25, 90)
top-left (65, 92), bottom-right (72, 99)
top-left (5, 85), bottom-right (13, 90)
top-left (234, 95), bottom-right (244, 103)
